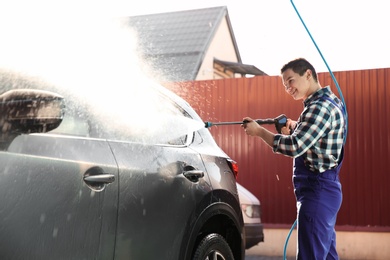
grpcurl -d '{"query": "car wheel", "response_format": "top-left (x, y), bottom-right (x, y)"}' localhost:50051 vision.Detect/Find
top-left (192, 233), bottom-right (234, 260)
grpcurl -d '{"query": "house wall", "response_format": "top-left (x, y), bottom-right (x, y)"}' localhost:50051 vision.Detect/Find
top-left (195, 16), bottom-right (240, 80)
top-left (167, 68), bottom-right (390, 229)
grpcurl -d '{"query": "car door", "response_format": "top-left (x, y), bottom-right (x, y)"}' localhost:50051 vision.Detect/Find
top-left (0, 111), bottom-right (118, 259)
top-left (109, 139), bottom-right (212, 259)
top-left (103, 91), bottom-right (213, 259)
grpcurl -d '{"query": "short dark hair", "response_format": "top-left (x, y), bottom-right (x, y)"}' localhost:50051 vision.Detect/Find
top-left (281, 58), bottom-right (318, 82)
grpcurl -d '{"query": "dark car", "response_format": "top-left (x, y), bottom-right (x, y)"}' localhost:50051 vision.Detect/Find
top-left (0, 75), bottom-right (245, 260)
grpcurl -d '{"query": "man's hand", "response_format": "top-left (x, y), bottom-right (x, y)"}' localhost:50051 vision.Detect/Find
top-left (241, 117), bottom-right (261, 136)
top-left (241, 116), bottom-right (276, 148)
top-left (281, 119), bottom-right (297, 135)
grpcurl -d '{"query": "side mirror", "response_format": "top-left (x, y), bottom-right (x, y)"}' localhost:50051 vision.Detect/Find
top-left (0, 89), bottom-right (65, 145)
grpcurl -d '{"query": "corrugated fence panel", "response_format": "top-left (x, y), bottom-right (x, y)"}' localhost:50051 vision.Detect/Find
top-left (167, 68), bottom-right (390, 227)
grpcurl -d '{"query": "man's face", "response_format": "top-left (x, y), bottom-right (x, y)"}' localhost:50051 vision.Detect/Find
top-left (282, 68), bottom-right (310, 100)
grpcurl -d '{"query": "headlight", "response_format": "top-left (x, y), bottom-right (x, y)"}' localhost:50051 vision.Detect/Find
top-left (241, 204), bottom-right (261, 219)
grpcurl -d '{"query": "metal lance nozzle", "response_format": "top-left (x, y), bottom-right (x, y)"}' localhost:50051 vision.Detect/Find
top-left (204, 121), bottom-right (243, 128)
top-left (204, 114), bottom-right (288, 134)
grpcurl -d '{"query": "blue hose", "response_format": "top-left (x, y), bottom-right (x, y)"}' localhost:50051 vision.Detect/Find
top-left (283, 219), bottom-right (297, 259)
top-left (283, 1), bottom-right (349, 259)
top-left (290, 0), bottom-right (348, 144)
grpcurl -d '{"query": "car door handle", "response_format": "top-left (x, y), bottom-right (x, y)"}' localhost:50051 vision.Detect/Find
top-left (183, 170), bottom-right (204, 182)
top-left (84, 174), bottom-right (115, 184)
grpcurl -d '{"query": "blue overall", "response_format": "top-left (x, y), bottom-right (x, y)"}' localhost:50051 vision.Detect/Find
top-left (293, 152), bottom-right (343, 259)
top-left (293, 96), bottom-right (345, 260)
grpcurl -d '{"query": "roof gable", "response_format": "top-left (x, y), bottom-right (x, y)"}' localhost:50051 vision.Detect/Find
top-left (126, 6), bottom-right (240, 82)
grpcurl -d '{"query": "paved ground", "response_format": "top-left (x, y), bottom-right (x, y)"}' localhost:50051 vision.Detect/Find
top-left (245, 255), bottom-right (295, 260)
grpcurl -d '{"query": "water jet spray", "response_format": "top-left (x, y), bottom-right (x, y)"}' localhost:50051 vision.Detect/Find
top-left (204, 114), bottom-right (288, 134)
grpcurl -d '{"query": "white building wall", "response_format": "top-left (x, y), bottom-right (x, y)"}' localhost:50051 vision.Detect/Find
top-left (195, 17), bottom-right (240, 80)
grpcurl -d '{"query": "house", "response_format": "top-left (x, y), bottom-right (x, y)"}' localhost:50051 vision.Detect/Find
top-left (125, 6), bottom-right (266, 82)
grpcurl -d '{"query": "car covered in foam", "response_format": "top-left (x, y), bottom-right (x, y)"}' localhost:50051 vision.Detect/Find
top-left (0, 72), bottom-right (245, 260)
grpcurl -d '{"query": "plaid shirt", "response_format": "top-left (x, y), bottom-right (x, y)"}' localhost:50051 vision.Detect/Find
top-left (273, 86), bottom-right (345, 173)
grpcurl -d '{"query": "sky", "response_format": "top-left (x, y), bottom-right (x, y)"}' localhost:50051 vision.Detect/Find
top-left (1, 0), bottom-right (389, 76)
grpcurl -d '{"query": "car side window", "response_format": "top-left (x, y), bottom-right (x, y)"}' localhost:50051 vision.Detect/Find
top-left (49, 109), bottom-right (90, 137)
top-left (47, 90), bottom-right (193, 146)
top-left (101, 94), bottom-right (192, 146)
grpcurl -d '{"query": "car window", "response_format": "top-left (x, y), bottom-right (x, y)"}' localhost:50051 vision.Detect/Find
top-left (96, 93), bottom-right (191, 146)
top-left (49, 91), bottom-right (192, 146)
top-left (50, 110), bottom-right (90, 137)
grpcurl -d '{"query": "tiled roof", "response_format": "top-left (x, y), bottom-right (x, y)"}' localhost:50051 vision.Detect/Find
top-left (126, 6), bottom-right (239, 82)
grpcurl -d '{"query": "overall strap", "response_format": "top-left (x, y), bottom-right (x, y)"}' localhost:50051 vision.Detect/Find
top-left (318, 96), bottom-right (346, 164)
top-left (318, 96), bottom-right (346, 117)
top-left (318, 96), bottom-right (347, 144)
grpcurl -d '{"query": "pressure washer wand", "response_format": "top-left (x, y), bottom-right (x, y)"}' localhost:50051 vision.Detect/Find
top-left (204, 114), bottom-right (288, 134)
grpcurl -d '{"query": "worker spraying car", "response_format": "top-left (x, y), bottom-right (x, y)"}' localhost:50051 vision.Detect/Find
top-left (242, 58), bottom-right (346, 260)
top-left (204, 59), bottom-right (346, 260)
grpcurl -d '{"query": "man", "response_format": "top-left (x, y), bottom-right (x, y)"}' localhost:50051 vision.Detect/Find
top-left (242, 58), bottom-right (346, 259)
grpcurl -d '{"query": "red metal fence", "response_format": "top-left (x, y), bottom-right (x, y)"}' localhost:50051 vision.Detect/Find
top-left (167, 68), bottom-right (390, 228)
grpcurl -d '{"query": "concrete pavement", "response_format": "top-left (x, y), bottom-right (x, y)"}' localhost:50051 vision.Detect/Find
top-left (245, 256), bottom-right (294, 260)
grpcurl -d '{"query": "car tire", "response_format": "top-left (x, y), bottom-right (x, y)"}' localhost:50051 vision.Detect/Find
top-left (192, 233), bottom-right (234, 260)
